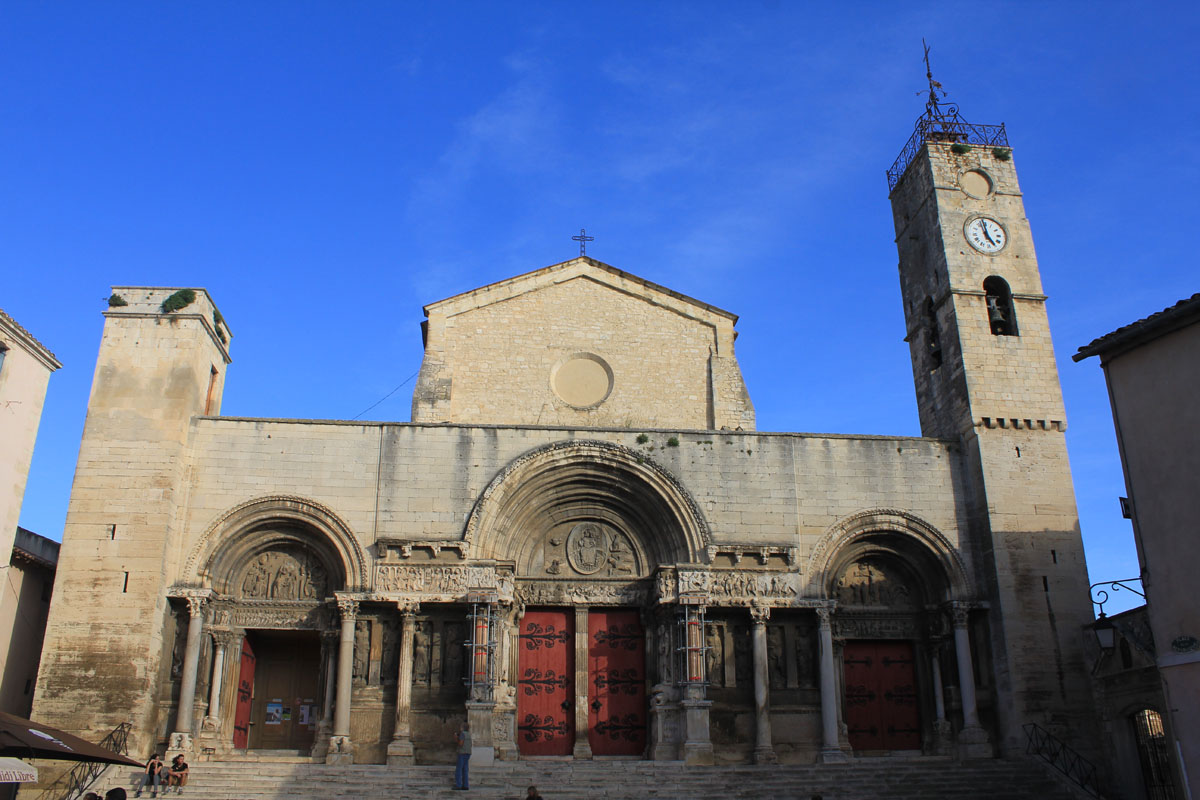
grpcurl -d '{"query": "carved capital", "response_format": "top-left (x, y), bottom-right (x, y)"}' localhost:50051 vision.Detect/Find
top-left (949, 602), bottom-right (972, 627)
top-left (815, 606), bottom-right (832, 628)
top-left (335, 595), bottom-right (360, 620)
top-left (210, 629), bottom-right (236, 649)
top-left (750, 604), bottom-right (771, 624)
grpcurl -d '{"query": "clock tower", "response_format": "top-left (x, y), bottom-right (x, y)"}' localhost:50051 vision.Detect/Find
top-left (888, 80), bottom-right (1097, 755)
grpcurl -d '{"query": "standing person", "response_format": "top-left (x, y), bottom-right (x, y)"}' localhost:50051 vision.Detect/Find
top-left (105, 790), bottom-right (128, 800)
top-left (525, 787), bottom-right (543, 799)
top-left (453, 721), bottom-right (471, 791)
top-left (166, 754), bottom-right (189, 794)
top-left (134, 753), bottom-right (163, 797)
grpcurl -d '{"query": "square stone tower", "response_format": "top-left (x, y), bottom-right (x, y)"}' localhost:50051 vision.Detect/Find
top-left (888, 99), bottom-right (1096, 755)
top-left (31, 288), bottom-right (230, 749)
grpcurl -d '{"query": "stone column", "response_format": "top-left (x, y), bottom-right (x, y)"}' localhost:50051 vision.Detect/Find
top-left (648, 606), bottom-right (679, 762)
top-left (750, 605), bottom-right (777, 764)
top-left (387, 607), bottom-right (417, 764)
top-left (201, 630), bottom-right (233, 733)
top-left (816, 606), bottom-right (847, 763)
top-left (170, 591), bottom-right (211, 752)
top-left (951, 603), bottom-right (991, 757)
top-left (327, 596), bottom-right (358, 764)
top-left (930, 645), bottom-right (953, 755)
top-left (573, 605), bottom-right (592, 759)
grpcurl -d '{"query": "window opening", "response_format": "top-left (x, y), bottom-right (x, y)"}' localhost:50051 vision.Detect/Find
top-left (1131, 709), bottom-right (1177, 800)
top-left (984, 276), bottom-right (1019, 336)
top-left (122, 571), bottom-right (129, 593)
top-left (0, 344), bottom-right (7, 378)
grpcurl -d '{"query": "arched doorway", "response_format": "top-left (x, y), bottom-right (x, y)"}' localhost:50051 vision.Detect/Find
top-left (464, 440), bottom-right (709, 761)
top-left (178, 496), bottom-right (366, 758)
top-left (813, 512), bottom-right (977, 757)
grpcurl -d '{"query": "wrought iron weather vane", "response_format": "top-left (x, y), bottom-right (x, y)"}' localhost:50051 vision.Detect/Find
top-left (921, 38), bottom-right (951, 122)
top-left (571, 228), bottom-right (595, 257)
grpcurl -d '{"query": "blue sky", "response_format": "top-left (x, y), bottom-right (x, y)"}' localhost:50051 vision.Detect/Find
top-left (3, 2), bottom-right (1196, 614)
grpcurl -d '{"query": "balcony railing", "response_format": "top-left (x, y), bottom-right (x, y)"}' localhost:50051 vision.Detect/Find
top-left (888, 104), bottom-right (1009, 191)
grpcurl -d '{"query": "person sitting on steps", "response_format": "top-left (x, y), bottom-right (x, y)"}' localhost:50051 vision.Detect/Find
top-left (134, 753), bottom-right (162, 797)
top-left (165, 754), bottom-right (189, 794)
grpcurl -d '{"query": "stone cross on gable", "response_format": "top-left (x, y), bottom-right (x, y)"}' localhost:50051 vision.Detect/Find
top-left (571, 228), bottom-right (595, 257)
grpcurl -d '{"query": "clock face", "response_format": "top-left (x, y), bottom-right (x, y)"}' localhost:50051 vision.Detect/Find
top-left (965, 217), bottom-right (1007, 253)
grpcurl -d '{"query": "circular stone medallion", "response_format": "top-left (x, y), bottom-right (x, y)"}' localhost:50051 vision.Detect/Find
top-left (959, 169), bottom-right (993, 199)
top-left (551, 353), bottom-right (614, 409)
top-left (566, 522), bottom-right (611, 575)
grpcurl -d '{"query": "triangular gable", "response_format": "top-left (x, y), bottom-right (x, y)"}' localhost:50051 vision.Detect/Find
top-left (422, 257), bottom-right (739, 325)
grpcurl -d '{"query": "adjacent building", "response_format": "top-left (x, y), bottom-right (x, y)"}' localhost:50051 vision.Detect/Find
top-left (1076, 293), bottom-right (1200, 798)
top-left (0, 309), bottom-right (61, 719)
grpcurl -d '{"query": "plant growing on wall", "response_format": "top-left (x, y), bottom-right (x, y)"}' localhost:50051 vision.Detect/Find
top-left (950, 143), bottom-right (972, 155)
top-left (160, 289), bottom-right (196, 314)
top-left (107, 293), bottom-right (128, 307)
top-left (992, 147), bottom-right (1011, 161)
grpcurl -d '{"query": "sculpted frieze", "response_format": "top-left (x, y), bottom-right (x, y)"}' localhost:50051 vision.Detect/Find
top-left (374, 564), bottom-right (511, 600)
top-left (833, 614), bottom-right (917, 640)
top-left (675, 570), bottom-right (802, 606)
top-left (211, 601), bottom-right (328, 630)
top-left (516, 579), bottom-right (647, 607)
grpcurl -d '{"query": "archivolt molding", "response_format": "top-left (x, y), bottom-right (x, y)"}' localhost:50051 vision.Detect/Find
top-left (184, 494), bottom-right (369, 591)
top-left (463, 439), bottom-right (712, 564)
top-left (806, 508), bottom-right (971, 600)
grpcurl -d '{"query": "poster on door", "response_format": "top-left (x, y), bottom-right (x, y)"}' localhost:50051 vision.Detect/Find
top-left (265, 702), bottom-right (283, 725)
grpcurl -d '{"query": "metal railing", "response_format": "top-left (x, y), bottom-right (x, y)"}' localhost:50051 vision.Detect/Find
top-left (887, 105), bottom-right (1009, 192)
top-left (1024, 722), bottom-right (1103, 798)
top-left (34, 722), bottom-right (133, 800)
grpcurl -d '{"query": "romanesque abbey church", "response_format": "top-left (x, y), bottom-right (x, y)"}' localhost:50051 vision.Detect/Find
top-left (30, 99), bottom-right (1098, 784)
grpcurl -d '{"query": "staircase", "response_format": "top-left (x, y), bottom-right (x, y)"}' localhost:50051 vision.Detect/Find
top-left (79, 757), bottom-right (1085, 800)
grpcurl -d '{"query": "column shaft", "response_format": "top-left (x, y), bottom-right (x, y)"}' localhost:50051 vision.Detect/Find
top-left (816, 607), bottom-right (846, 762)
top-left (335, 611), bottom-right (356, 737)
top-left (573, 606), bottom-right (591, 759)
top-left (387, 610), bottom-right (417, 764)
top-left (175, 597), bottom-right (207, 739)
top-left (750, 606), bottom-right (776, 764)
top-left (954, 622), bottom-right (981, 728)
top-left (931, 650), bottom-right (946, 722)
top-left (205, 637), bottom-right (228, 725)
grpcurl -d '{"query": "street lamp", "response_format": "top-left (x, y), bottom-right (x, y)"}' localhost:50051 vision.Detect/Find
top-left (1092, 613), bottom-right (1116, 652)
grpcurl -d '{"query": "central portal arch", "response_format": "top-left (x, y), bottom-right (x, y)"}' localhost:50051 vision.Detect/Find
top-left (464, 440), bottom-right (710, 759)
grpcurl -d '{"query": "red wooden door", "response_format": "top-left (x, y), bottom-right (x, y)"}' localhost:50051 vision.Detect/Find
top-left (587, 610), bottom-right (646, 755)
top-left (517, 610), bottom-right (574, 755)
top-left (843, 640), bottom-right (920, 751)
top-left (232, 637), bottom-right (255, 749)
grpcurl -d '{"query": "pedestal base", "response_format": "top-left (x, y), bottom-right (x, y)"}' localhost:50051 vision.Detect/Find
top-left (819, 746), bottom-right (849, 763)
top-left (325, 735), bottom-right (355, 764)
top-left (931, 719), bottom-right (954, 756)
top-left (682, 740), bottom-right (715, 766)
top-left (168, 732), bottom-right (193, 753)
top-left (385, 738), bottom-right (414, 765)
top-left (753, 745), bottom-right (778, 764)
top-left (957, 725), bottom-right (992, 759)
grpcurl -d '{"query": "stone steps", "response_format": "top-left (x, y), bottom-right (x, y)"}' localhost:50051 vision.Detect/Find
top-left (84, 758), bottom-right (1084, 800)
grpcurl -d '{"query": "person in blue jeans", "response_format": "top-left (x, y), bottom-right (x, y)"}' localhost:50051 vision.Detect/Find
top-left (453, 722), bottom-right (472, 790)
top-left (134, 753), bottom-right (163, 797)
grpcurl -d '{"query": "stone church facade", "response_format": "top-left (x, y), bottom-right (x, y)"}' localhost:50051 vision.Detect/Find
top-left (32, 110), bottom-right (1098, 769)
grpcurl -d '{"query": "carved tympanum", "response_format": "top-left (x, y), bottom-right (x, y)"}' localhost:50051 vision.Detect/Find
top-left (540, 522), bottom-right (638, 578)
top-left (834, 557), bottom-right (918, 609)
top-left (237, 546), bottom-right (330, 601)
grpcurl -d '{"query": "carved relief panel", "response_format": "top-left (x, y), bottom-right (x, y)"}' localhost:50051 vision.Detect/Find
top-left (535, 521), bottom-right (641, 578)
top-left (833, 557), bottom-right (919, 610)
top-left (237, 545), bottom-right (330, 601)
